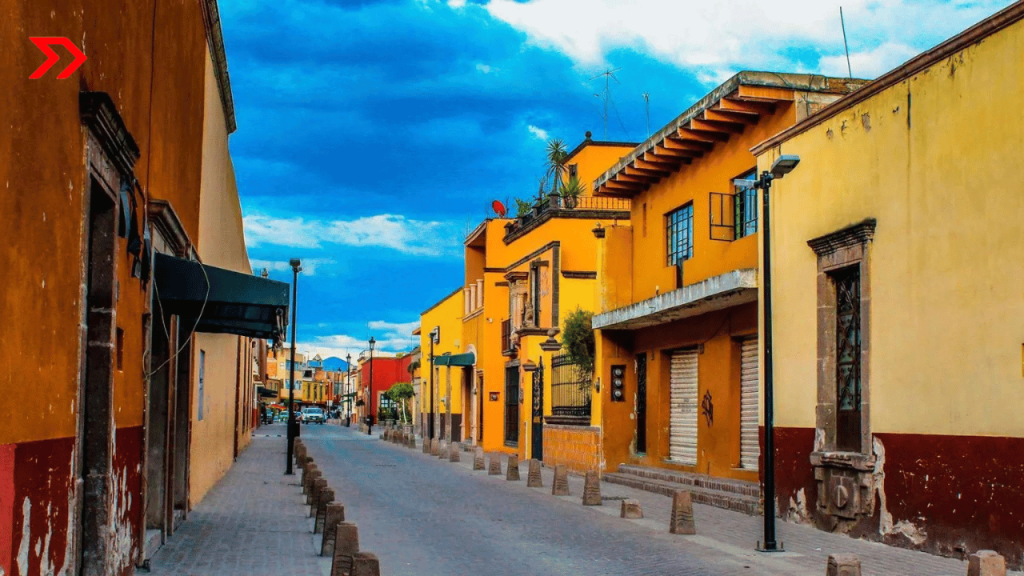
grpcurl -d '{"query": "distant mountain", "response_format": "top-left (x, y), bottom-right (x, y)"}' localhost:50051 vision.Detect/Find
top-left (322, 357), bottom-right (349, 371)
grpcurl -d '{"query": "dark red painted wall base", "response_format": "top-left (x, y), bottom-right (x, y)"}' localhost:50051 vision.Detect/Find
top-left (2, 426), bottom-right (143, 576)
top-left (771, 427), bottom-right (1024, 569)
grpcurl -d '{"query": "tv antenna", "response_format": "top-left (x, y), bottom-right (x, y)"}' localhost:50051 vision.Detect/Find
top-left (591, 67), bottom-right (621, 140)
top-left (643, 92), bottom-right (651, 138)
top-left (840, 7), bottom-right (853, 78)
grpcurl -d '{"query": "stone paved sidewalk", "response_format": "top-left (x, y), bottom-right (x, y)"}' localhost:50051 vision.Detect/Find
top-left (142, 424), bottom-right (328, 576)
top-left (381, 435), bottom-right (1022, 576)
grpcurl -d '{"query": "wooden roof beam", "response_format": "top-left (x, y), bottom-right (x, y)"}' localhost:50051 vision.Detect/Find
top-left (672, 128), bottom-right (720, 145)
top-left (661, 137), bottom-right (712, 153)
top-left (680, 124), bottom-right (731, 142)
top-left (702, 108), bottom-right (758, 125)
top-left (718, 98), bottom-right (776, 115)
top-left (600, 181), bottom-right (644, 195)
top-left (736, 85), bottom-right (795, 101)
top-left (615, 172), bottom-right (659, 184)
top-left (625, 163), bottom-right (670, 179)
top-left (651, 144), bottom-right (703, 159)
top-left (640, 153), bottom-right (684, 169)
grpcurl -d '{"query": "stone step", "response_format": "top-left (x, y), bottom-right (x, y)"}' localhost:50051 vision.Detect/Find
top-left (616, 464), bottom-right (761, 498)
top-left (604, 472), bottom-right (762, 516)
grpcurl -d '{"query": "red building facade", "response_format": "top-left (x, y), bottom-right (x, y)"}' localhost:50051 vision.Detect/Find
top-left (360, 355), bottom-right (414, 423)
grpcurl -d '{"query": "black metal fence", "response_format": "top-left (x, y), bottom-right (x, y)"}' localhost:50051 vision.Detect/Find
top-left (551, 353), bottom-right (592, 418)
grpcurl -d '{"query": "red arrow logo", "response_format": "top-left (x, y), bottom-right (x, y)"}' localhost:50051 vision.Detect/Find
top-left (29, 37), bottom-right (87, 79)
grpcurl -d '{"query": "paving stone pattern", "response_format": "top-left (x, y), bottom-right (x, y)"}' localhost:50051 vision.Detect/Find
top-left (144, 424), bottom-right (328, 575)
top-left (144, 423), bottom-right (1024, 576)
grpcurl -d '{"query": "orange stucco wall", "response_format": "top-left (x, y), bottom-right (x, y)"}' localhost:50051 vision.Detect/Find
top-left (0, 0), bottom-right (212, 573)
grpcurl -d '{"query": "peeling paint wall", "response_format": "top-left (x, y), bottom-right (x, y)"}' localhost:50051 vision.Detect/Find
top-left (760, 13), bottom-right (1024, 568)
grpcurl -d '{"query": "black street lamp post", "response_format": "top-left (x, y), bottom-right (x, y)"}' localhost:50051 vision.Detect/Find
top-left (285, 258), bottom-right (301, 475)
top-left (737, 155), bottom-right (799, 553)
top-left (366, 337), bottom-right (376, 435)
top-left (345, 353), bottom-right (352, 427)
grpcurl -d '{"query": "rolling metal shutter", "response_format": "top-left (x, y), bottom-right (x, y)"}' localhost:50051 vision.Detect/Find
top-left (739, 336), bottom-right (760, 469)
top-left (669, 349), bottom-right (699, 465)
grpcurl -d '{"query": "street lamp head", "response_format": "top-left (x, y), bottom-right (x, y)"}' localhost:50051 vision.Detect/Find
top-left (430, 327), bottom-right (440, 344)
top-left (770, 155), bottom-right (801, 178)
top-left (346, 353), bottom-right (351, 364)
top-left (368, 336), bottom-right (376, 351)
top-left (289, 258), bottom-right (302, 273)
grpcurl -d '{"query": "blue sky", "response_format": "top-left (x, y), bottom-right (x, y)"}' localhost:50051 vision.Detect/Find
top-left (221, 0), bottom-right (1012, 358)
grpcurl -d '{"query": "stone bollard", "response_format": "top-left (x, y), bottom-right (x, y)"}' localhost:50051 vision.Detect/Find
top-left (582, 470), bottom-right (602, 505)
top-left (407, 434), bottom-right (417, 449)
top-left (488, 453), bottom-right (502, 476)
top-left (473, 447), bottom-right (485, 471)
top-left (422, 436), bottom-right (431, 453)
top-left (968, 550), bottom-right (1007, 576)
top-left (620, 498), bottom-right (643, 519)
top-left (304, 468), bottom-right (321, 496)
top-left (309, 478), bottom-right (327, 508)
top-left (506, 453), bottom-right (520, 481)
top-left (437, 440), bottom-right (448, 459)
top-left (301, 459), bottom-right (316, 486)
top-left (315, 488), bottom-right (335, 532)
top-left (430, 438), bottom-right (439, 456)
top-left (527, 459), bottom-right (543, 487)
top-left (826, 554), bottom-right (861, 576)
top-left (552, 465), bottom-right (570, 496)
top-left (330, 522), bottom-right (360, 576)
top-left (449, 444), bottom-right (461, 462)
top-left (351, 551), bottom-right (381, 576)
top-left (320, 503), bottom-right (346, 557)
top-left (669, 490), bottom-right (697, 535)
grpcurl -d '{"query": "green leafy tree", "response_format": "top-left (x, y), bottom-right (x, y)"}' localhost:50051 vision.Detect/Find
top-left (385, 382), bottom-right (415, 423)
top-left (562, 308), bottom-right (595, 377)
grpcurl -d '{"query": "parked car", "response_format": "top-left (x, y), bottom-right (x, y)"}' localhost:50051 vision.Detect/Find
top-left (301, 407), bottom-right (325, 424)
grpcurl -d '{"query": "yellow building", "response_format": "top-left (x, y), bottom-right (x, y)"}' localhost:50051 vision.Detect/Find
top-left (589, 72), bottom-right (862, 508)
top-left (463, 136), bottom-right (637, 463)
top-left (419, 288), bottom-right (469, 442)
top-left (752, 4), bottom-right (1024, 565)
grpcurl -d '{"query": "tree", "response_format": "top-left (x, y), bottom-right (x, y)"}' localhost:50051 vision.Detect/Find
top-left (385, 382), bottom-right (415, 423)
top-left (562, 308), bottom-right (595, 377)
top-left (545, 138), bottom-right (569, 196)
top-left (407, 360), bottom-right (420, 377)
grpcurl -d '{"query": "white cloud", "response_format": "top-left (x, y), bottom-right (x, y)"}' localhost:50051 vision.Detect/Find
top-left (818, 42), bottom-right (920, 79)
top-left (250, 258), bottom-right (336, 276)
top-left (368, 320), bottom-right (420, 335)
top-left (243, 213), bottom-right (459, 257)
top-left (475, 63), bottom-right (493, 74)
top-left (295, 318), bottom-right (421, 360)
top-left (527, 124), bottom-right (549, 140)
top-left (485, 0), bottom-right (1012, 82)
top-left (448, 0), bottom-right (467, 8)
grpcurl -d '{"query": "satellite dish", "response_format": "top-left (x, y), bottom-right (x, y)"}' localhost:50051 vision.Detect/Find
top-left (491, 200), bottom-right (507, 218)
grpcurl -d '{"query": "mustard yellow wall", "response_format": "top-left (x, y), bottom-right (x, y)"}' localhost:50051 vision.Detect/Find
top-left (628, 105), bottom-right (795, 302)
top-left (568, 143), bottom-right (635, 195)
top-left (189, 47), bottom-right (253, 505)
top-left (419, 288), bottom-right (466, 417)
top-left (761, 23), bottom-right (1024, 437)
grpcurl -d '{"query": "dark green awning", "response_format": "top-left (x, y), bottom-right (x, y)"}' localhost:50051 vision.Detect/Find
top-left (256, 386), bottom-right (278, 398)
top-left (154, 252), bottom-right (290, 341)
top-left (433, 352), bottom-right (475, 367)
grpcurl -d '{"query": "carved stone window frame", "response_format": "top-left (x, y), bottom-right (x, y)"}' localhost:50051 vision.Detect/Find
top-left (808, 219), bottom-right (876, 456)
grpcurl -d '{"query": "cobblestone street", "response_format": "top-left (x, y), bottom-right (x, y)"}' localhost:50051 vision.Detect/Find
top-left (146, 424), bottom-right (1022, 576)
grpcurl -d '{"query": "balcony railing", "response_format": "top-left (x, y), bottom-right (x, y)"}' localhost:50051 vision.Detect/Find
top-left (504, 194), bottom-right (631, 243)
